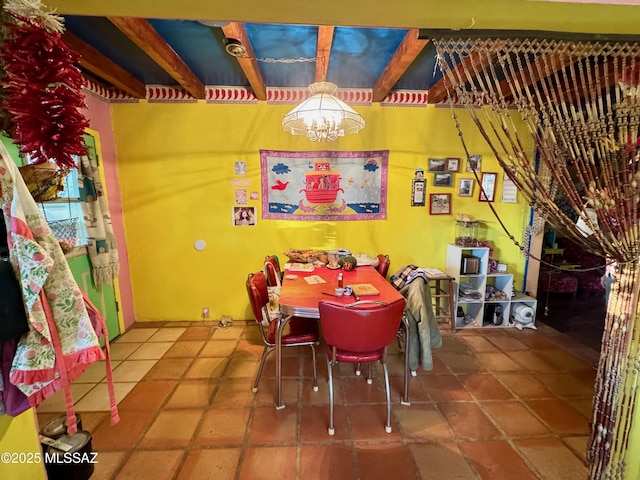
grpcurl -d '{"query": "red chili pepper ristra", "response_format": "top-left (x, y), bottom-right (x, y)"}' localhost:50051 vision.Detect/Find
top-left (0, 14), bottom-right (89, 168)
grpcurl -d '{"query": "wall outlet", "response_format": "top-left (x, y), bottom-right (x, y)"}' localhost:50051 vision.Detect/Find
top-left (202, 307), bottom-right (210, 319)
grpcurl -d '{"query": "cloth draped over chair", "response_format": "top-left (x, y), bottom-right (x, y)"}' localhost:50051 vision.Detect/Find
top-left (399, 277), bottom-right (443, 371)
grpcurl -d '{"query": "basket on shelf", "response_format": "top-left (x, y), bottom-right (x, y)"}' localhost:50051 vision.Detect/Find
top-left (18, 161), bottom-right (70, 202)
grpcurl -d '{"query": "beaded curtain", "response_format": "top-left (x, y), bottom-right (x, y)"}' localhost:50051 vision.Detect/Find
top-left (433, 36), bottom-right (640, 479)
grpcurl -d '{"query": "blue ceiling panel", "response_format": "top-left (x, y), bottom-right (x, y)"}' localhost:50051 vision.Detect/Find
top-left (328, 27), bottom-right (408, 88)
top-left (64, 15), bottom-right (177, 85)
top-left (394, 43), bottom-right (442, 90)
top-left (244, 23), bottom-right (317, 88)
top-left (148, 19), bottom-right (248, 87)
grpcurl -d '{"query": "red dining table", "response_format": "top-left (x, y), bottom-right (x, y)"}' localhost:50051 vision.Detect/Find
top-left (276, 265), bottom-right (411, 409)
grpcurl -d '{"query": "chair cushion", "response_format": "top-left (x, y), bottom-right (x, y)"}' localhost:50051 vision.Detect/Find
top-left (325, 344), bottom-right (384, 363)
top-left (266, 316), bottom-right (319, 345)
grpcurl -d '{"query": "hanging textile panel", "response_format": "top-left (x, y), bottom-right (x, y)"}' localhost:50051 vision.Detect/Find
top-left (260, 150), bottom-right (388, 221)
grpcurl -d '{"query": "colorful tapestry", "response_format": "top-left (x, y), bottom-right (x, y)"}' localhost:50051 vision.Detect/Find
top-left (260, 150), bottom-right (388, 221)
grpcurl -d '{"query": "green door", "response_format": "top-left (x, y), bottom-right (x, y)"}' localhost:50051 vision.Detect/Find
top-left (68, 254), bottom-right (120, 342)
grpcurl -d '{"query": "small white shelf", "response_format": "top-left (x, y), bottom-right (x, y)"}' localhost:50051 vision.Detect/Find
top-left (445, 244), bottom-right (537, 330)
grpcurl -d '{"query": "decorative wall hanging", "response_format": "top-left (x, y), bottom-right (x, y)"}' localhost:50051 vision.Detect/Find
top-left (233, 206), bottom-right (256, 226)
top-left (427, 158), bottom-right (446, 172)
top-left (458, 178), bottom-right (473, 197)
top-left (433, 172), bottom-right (454, 187)
top-left (501, 171), bottom-right (517, 203)
top-left (446, 157), bottom-right (461, 172)
top-left (429, 193), bottom-right (451, 215)
top-left (466, 154), bottom-right (482, 172)
top-left (234, 161), bottom-right (246, 175)
top-left (260, 150), bottom-right (388, 221)
top-left (478, 172), bottom-right (497, 202)
top-left (0, 1), bottom-right (89, 168)
top-left (433, 35), bottom-right (640, 478)
top-left (79, 153), bottom-right (119, 288)
top-left (411, 169), bottom-right (426, 207)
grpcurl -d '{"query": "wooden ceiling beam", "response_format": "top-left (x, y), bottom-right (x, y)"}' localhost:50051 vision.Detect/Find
top-left (372, 29), bottom-right (429, 103)
top-left (554, 58), bottom-right (618, 105)
top-left (498, 53), bottom-right (574, 101)
top-left (221, 22), bottom-right (267, 101)
top-left (108, 16), bottom-right (206, 99)
top-left (62, 31), bottom-right (147, 98)
top-left (315, 26), bottom-right (335, 82)
top-left (428, 51), bottom-right (485, 104)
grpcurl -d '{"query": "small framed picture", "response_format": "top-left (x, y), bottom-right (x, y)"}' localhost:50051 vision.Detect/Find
top-left (446, 157), bottom-right (460, 172)
top-left (411, 172), bottom-right (426, 207)
top-left (429, 193), bottom-right (452, 215)
top-left (427, 158), bottom-right (446, 172)
top-left (233, 206), bottom-right (257, 226)
top-left (479, 172), bottom-right (497, 202)
top-left (458, 178), bottom-right (474, 197)
top-left (466, 154), bottom-right (482, 172)
top-left (235, 161), bottom-right (247, 175)
top-left (433, 172), bottom-right (454, 187)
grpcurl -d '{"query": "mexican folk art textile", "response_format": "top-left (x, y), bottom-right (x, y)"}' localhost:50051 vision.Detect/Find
top-left (260, 150), bottom-right (388, 221)
top-left (79, 152), bottom-right (119, 289)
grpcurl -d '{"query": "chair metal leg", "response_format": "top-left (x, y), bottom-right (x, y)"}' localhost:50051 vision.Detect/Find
top-left (366, 362), bottom-right (373, 384)
top-left (310, 344), bottom-right (318, 392)
top-left (355, 362), bottom-right (361, 376)
top-left (401, 314), bottom-right (411, 405)
top-left (253, 345), bottom-right (272, 393)
top-left (382, 360), bottom-right (392, 433)
top-left (327, 357), bottom-right (335, 435)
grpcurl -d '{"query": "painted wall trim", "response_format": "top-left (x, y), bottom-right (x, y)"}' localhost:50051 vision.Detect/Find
top-left (82, 82), bottom-right (430, 107)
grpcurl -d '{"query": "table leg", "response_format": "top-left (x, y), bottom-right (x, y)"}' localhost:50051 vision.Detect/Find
top-left (275, 315), bottom-right (291, 409)
top-left (401, 313), bottom-right (411, 406)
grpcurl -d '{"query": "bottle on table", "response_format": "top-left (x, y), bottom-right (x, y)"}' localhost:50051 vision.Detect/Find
top-left (338, 273), bottom-right (343, 288)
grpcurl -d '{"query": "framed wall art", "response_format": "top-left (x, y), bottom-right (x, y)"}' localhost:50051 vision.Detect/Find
top-left (466, 154), bottom-right (482, 172)
top-left (233, 206), bottom-right (257, 226)
top-left (433, 172), bottom-right (454, 187)
top-left (427, 158), bottom-right (446, 172)
top-left (429, 193), bottom-right (451, 215)
top-left (479, 172), bottom-right (497, 202)
top-left (260, 149), bottom-right (388, 221)
top-left (411, 169), bottom-right (426, 206)
top-left (458, 178), bottom-right (473, 197)
top-left (446, 157), bottom-right (461, 172)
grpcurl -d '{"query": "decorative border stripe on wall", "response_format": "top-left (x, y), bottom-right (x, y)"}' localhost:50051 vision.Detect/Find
top-left (82, 82), bottom-right (432, 107)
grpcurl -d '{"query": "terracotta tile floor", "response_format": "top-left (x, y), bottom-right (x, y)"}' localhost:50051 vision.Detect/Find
top-left (35, 320), bottom-right (600, 480)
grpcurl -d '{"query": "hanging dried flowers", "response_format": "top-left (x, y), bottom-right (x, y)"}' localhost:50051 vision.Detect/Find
top-left (0, 0), bottom-right (88, 168)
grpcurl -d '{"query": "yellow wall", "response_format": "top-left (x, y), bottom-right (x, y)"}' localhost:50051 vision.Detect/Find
top-left (0, 411), bottom-right (46, 479)
top-left (111, 101), bottom-right (533, 321)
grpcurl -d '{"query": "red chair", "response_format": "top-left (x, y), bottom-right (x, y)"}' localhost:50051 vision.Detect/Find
top-left (376, 254), bottom-right (391, 279)
top-left (246, 271), bottom-right (319, 393)
top-left (318, 298), bottom-right (406, 435)
top-left (264, 255), bottom-right (282, 287)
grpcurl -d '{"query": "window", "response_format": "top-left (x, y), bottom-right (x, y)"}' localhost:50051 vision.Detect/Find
top-left (37, 157), bottom-right (88, 248)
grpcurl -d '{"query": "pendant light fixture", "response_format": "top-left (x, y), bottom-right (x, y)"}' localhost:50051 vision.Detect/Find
top-left (282, 82), bottom-right (365, 142)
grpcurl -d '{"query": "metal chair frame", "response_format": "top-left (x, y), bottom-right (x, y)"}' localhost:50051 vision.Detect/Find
top-left (246, 272), bottom-right (318, 393)
top-left (319, 298), bottom-right (406, 435)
